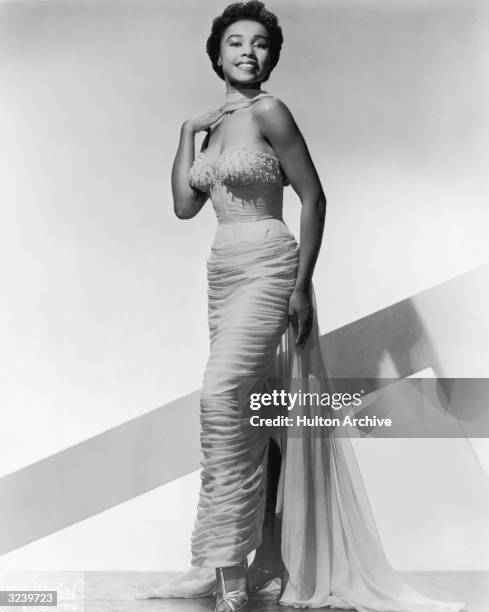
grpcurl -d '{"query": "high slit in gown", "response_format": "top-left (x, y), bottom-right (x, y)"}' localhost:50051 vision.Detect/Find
top-left (136, 105), bottom-right (466, 610)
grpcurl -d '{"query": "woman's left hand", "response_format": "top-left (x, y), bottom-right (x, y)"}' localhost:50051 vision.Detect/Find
top-left (288, 288), bottom-right (314, 349)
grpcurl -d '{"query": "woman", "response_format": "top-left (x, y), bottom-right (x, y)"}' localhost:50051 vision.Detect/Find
top-left (137, 2), bottom-right (466, 611)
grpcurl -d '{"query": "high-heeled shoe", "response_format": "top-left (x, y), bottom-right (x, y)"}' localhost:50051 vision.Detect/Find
top-left (247, 563), bottom-right (281, 594)
top-left (215, 562), bottom-right (250, 612)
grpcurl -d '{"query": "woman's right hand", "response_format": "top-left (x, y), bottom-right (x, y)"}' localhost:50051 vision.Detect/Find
top-left (183, 107), bottom-right (227, 134)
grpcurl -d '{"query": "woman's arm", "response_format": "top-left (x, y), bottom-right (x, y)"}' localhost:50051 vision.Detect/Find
top-left (171, 122), bottom-right (208, 219)
top-left (172, 108), bottom-right (225, 219)
top-left (253, 97), bottom-right (327, 348)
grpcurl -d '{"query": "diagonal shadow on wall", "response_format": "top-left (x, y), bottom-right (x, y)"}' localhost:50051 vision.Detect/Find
top-left (0, 263), bottom-right (487, 555)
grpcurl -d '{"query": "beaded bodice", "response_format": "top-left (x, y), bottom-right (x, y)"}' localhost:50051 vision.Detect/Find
top-left (188, 146), bottom-right (289, 225)
top-left (189, 146), bottom-right (289, 192)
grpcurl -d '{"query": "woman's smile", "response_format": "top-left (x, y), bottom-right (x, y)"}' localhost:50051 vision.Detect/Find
top-left (236, 60), bottom-right (258, 72)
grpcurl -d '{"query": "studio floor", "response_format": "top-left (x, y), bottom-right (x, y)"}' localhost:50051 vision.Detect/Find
top-left (0, 571), bottom-right (487, 612)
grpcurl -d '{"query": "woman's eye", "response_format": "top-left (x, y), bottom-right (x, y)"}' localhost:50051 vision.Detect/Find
top-left (228, 41), bottom-right (267, 48)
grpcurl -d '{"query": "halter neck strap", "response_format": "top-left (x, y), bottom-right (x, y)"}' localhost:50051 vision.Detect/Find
top-left (208, 89), bottom-right (274, 130)
top-left (222, 88), bottom-right (273, 113)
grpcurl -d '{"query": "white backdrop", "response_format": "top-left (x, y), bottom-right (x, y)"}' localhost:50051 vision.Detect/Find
top-left (0, 0), bottom-right (488, 571)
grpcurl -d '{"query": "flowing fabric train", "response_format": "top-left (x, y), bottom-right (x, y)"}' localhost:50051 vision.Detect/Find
top-left (136, 286), bottom-right (466, 611)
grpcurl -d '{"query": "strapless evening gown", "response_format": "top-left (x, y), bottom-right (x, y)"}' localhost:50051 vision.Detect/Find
top-left (136, 142), bottom-right (466, 611)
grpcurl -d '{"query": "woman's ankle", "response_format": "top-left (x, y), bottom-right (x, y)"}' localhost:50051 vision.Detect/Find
top-left (250, 559), bottom-right (281, 574)
top-left (252, 522), bottom-right (282, 572)
top-left (216, 561), bottom-right (248, 592)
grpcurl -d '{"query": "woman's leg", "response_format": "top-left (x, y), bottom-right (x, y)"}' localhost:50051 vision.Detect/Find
top-left (251, 437), bottom-right (283, 572)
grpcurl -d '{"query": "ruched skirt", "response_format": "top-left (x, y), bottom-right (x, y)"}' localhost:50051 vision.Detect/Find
top-left (191, 220), bottom-right (299, 567)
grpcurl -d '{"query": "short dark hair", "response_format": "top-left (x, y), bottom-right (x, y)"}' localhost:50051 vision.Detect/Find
top-left (206, 1), bottom-right (283, 83)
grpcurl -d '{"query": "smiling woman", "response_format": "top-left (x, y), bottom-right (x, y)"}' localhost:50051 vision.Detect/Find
top-left (206, 3), bottom-right (282, 83)
top-left (135, 2), bottom-right (467, 611)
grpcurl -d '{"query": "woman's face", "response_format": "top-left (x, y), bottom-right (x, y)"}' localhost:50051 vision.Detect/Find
top-left (218, 19), bottom-right (272, 87)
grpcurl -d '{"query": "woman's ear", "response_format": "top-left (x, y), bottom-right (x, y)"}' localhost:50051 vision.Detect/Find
top-left (217, 56), bottom-right (222, 66)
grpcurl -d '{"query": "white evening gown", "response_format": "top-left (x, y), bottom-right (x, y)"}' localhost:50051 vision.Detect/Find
top-left (137, 97), bottom-right (466, 611)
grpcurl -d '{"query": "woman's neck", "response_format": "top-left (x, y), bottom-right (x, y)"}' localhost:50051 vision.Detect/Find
top-left (223, 86), bottom-right (268, 113)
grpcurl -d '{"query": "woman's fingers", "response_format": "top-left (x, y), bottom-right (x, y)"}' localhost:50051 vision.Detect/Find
top-left (209, 110), bottom-right (226, 129)
top-left (187, 107), bottom-right (227, 133)
top-left (295, 312), bottom-right (313, 348)
top-left (210, 107), bottom-right (225, 122)
top-left (288, 289), bottom-right (315, 348)
top-left (288, 311), bottom-right (299, 337)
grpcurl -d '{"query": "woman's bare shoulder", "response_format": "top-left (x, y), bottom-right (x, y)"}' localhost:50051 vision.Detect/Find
top-left (252, 94), bottom-right (291, 114)
top-left (251, 95), bottom-right (299, 137)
